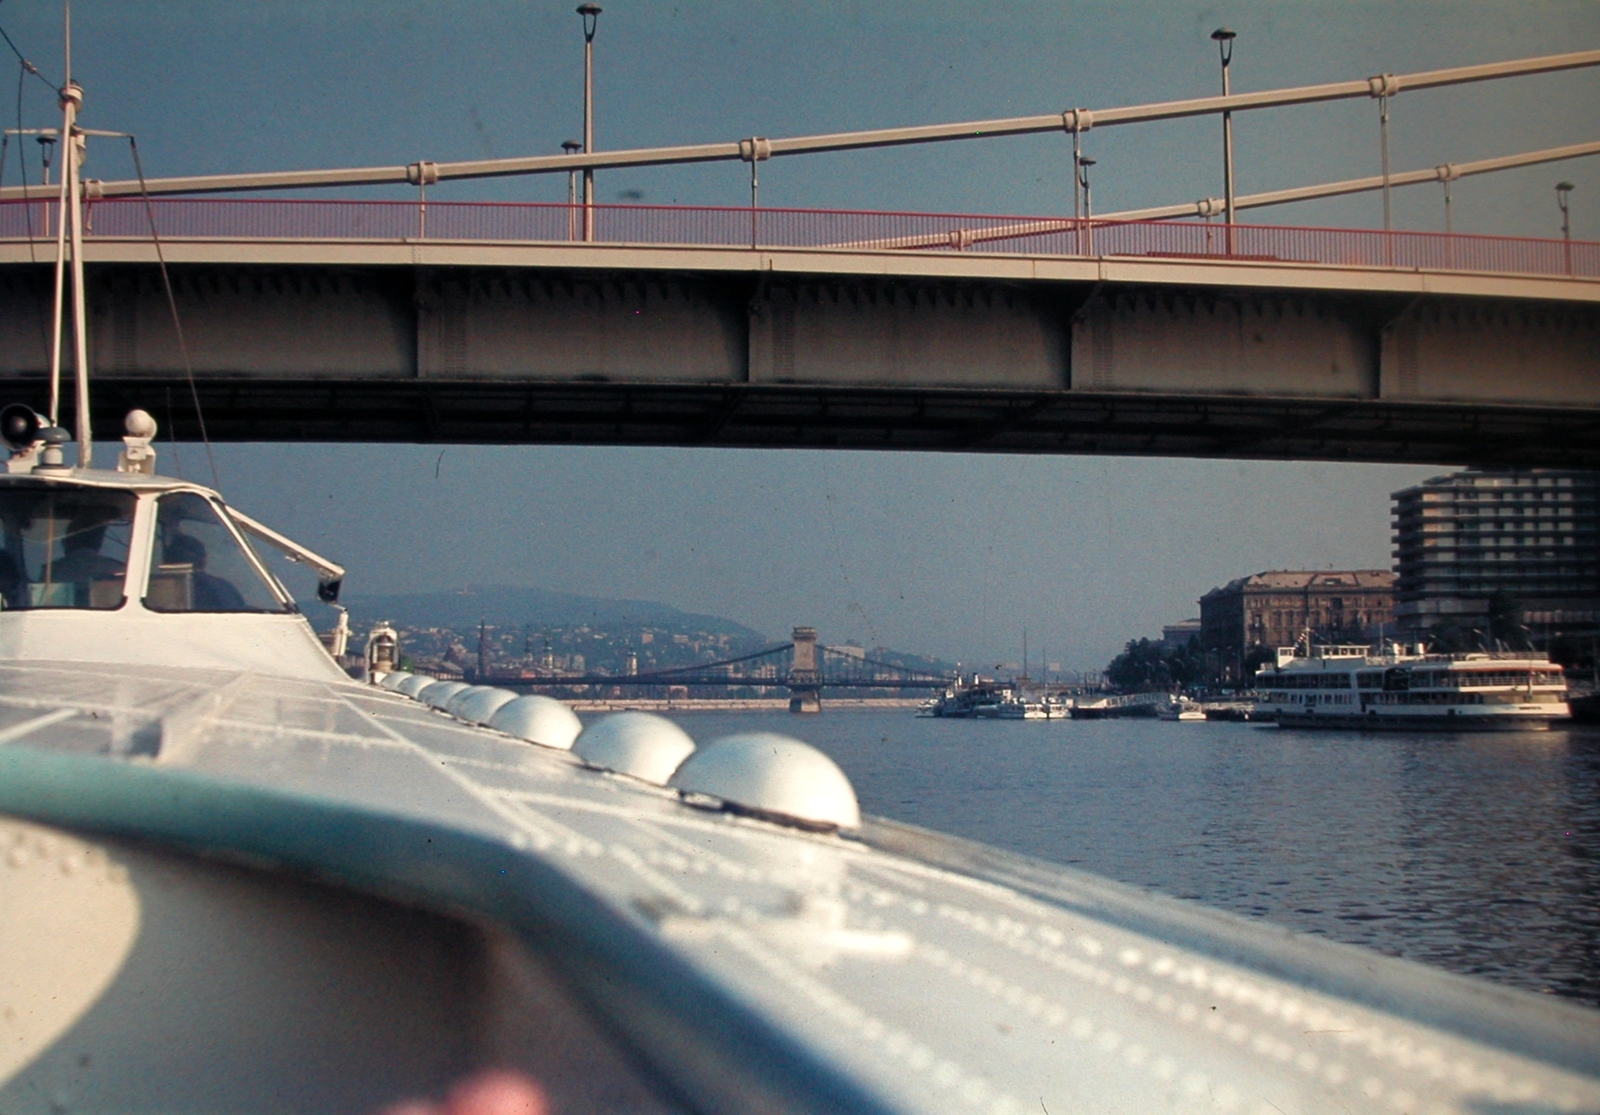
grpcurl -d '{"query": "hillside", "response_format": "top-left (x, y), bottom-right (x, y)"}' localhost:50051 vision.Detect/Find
top-left (333, 584), bottom-right (769, 643)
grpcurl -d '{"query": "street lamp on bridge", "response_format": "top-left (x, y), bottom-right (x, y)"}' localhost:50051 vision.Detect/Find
top-left (1210, 27), bottom-right (1238, 233)
top-left (562, 139), bottom-right (583, 240)
top-left (36, 134), bottom-right (54, 186)
top-left (1076, 155), bottom-right (1096, 256)
top-left (577, 3), bottom-right (602, 242)
top-left (1557, 181), bottom-right (1574, 274)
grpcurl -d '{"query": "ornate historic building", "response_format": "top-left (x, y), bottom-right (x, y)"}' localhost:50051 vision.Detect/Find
top-left (1200, 570), bottom-right (1396, 682)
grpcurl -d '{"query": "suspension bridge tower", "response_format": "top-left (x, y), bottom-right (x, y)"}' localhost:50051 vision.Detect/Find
top-left (788, 626), bottom-right (822, 714)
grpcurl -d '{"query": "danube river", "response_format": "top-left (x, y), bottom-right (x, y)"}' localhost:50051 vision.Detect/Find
top-left (659, 710), bottom-right (1600, 1008)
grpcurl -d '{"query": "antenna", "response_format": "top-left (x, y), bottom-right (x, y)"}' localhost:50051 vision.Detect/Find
top-left (45, 0), bottom-right (91, 464)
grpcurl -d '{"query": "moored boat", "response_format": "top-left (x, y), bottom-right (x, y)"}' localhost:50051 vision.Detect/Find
top-left (1156, 695), bottom-right (1207, 721)
top-left (1254, 643), bottom-right (1569, 730)
top-left (921, 679), bottom-right (1043, 719)
top-left (1041, 693), bottom-right (1073, 718)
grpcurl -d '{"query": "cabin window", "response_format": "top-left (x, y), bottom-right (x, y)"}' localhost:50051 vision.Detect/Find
top-left (144, 492), bottom-right (287, 614)
top-left (0, 483), bottom-right (135, 610)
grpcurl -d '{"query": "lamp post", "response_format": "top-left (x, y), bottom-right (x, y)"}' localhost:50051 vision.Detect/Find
top-left (1371, 71), bottom-right (1397, 263)
top-left (1076, 155), bottom-right (1096, 256)
top-left (1557, 181), bottom-right (1574, 275)
top-left (1210, 27), bottom-right (1237, 251)
top-left (36, 134), bottom-right (54, 186)
top-left (562, 139), bottom-right (583, 240)
top-left (1434, 162), bottom-right (1460, 268)
top-left (577, 3), bottom-right (601, 242)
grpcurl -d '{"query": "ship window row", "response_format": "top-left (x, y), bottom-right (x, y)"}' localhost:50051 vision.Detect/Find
top-left (1265, 692), bottom-right (1357, 705)
top-left (1258, 673), bottom-right (1353, 689)
top-left (1348, 691), bottom-right (1563, 706)
top-left (1266, 690), bottom-right (1499, 706)
top-left (1363, 692), bottom-right (1488, 705)
top-left (1344, 669), bottom-right (1564, 689)
top-left (1448, 670), bottom-right (1563, 688)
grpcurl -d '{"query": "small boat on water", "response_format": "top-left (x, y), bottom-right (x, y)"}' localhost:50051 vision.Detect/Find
top-left (922, 680), bottom-right (1050, 719)
top-left (1254, 643), bottom-right (1570, 730)
top-left (1156, 696), bottom-right (1206, 721)
top-left (1042, 693), bottom-right (1073, 718)
top-left (1069, 697), bottom-right (1112, 720)
top-left (998, 696), bottom-right (1049, 719)
top-left (1201, 698), bottom-right (1261, 721)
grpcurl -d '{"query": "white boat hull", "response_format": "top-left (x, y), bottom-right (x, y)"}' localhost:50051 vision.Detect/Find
top-left (1269, 706), bottom-right (1567, 731)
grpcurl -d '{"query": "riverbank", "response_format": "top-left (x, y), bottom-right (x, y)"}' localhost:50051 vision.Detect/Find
top-left (566, 696), bottom-right (925, 712)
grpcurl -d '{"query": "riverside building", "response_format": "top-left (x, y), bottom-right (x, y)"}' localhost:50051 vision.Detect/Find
top-left (1392, 469), bottom-right (1600, 643)
top-left (1199, 570), bottom-right (1396, 683)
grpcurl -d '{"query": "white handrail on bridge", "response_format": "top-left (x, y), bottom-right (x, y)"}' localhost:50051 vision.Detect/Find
top-left (0, 49), bottom-right (1594, 202)
top-left (823, 139), bottom-right (1600, 252)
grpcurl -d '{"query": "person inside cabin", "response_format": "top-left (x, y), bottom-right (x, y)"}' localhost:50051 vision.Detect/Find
top-left (163, 532), bottom-right (248, 611)
top-left (0, 492), bottom-right (133, 609)
top-left (0, 547), bottom-right (20, 609)
top-left (144, 490), bottom-right (286, 613)
top-left (50, 517), bottom-right (127, 604)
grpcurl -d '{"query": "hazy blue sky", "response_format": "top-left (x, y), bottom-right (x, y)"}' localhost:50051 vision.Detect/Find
top-left (2, 2), bottom-right (1594, 670)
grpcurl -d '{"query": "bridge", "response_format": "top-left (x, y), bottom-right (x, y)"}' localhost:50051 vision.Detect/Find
top-left (467, 628), bottom-right (955, 713)
top-left (1, 48), bottom-right (1598, 466)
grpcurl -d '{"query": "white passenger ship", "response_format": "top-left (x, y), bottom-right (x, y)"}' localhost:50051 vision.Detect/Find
top-left (1254, 643), bottom-right (1570, 730)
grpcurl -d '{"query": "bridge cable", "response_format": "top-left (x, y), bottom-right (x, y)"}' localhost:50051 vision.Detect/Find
top-left (819, 644), bottom-right (952, 681)
top-left (625, 642), bottom-right (796, 682)
top-left (127, 135), bottom-right (218, 489)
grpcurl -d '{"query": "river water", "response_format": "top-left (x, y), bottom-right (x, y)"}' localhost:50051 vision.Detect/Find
top-left (657, 709), bottom-right (1600, 1008)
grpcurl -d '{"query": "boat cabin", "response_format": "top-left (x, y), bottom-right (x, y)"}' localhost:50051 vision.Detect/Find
top-left (0, 407), bottom-right (348, 681)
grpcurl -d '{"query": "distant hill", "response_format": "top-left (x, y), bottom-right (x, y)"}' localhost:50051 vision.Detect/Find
top-left (316, 584), bottom-right (770, 643)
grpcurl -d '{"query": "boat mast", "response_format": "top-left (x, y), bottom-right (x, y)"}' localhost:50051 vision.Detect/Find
top-left (47, 1), bottom-right (91, 465)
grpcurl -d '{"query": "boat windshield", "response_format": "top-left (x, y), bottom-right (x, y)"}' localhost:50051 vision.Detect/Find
top-left (143, 491), bottom-right (287, 614)
top-left (0, 484), bottom-right (136, 610)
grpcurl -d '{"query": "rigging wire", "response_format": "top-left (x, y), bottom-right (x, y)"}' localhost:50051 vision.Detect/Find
top-left (127, 134), bottom-right (219, 489)
top-left (163, 385), bottom-right (183, 478)
top-left (818, 458), bottom-right (882, 649)
top-left (11, 60), bottom-right (38, 261)
top-left (0, 17), bottom-right (54, 91)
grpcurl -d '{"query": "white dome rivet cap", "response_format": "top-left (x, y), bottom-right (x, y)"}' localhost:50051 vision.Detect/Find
top-left (377, 670), bottom-right (413, 690)
top-left (573, 712), bottom-right (696, 786)
top-left (395, 674), bottom-right (439, 698)
top-left (449, 686), bottom-right (520, 724)
top-left (488, 695), bottom-right (583, 750)
top-left (417, 680), bottom-right (471, 709)
top-left (668, 732), bottom-right (860, 831)
top-left (442, 685), bottom-right (493, 718)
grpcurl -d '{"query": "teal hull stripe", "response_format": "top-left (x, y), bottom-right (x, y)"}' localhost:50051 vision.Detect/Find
top-left (0, 745), bottom-right (898, 1115)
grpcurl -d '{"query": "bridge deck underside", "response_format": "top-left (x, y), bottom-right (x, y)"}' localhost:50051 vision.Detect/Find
top-left (1, 253), bottom-right (1596, 466)
top-left (57, 379), bottom-right (1600, 467)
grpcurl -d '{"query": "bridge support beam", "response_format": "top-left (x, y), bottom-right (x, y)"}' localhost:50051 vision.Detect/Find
top-left (1378, 300), bottom-right (1600, 406)
top-left (787, 626), bottom-right (821, 714)
top-left (2, 253), bottom-right (1598, 464)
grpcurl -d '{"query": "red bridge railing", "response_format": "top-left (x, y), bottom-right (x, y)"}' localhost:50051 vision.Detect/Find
top-left (0, 197), bottom-right (1594, 280)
